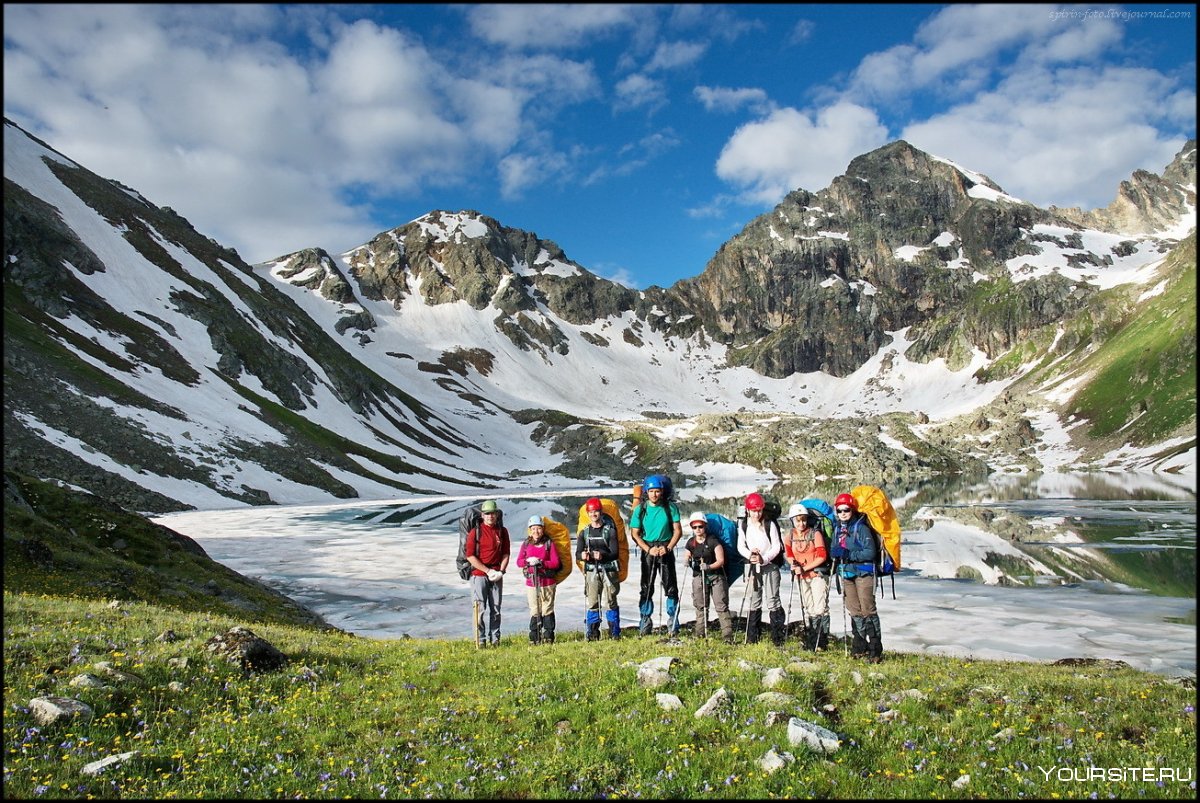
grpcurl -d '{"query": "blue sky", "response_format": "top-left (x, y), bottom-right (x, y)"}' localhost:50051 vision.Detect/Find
top-left (4, 4), bottom-right (1195, 289)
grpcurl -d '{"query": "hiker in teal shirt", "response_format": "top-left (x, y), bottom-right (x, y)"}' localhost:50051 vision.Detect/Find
top-left (629, 476), bottom-right (682, 636)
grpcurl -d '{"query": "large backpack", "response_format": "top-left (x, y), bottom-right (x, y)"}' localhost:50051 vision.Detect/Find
top-left (849, 485), bottom-right (902, 598)
top-left (456, 506), bottom-right (505, 582)
top-left (575, 499), bottom-right (631, 583)
top-left (533, 517), bottom-right (574, 585)
top-left (800, 497), bottom-right (835, 541)
top-left (703, 513), bottom-right (745, 586)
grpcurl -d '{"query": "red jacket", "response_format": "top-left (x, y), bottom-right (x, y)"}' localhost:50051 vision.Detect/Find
top-left (466, 523), bottom-right (510, 575)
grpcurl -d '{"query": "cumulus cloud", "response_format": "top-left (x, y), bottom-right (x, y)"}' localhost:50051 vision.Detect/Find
top-left (847, 5), bottom-right (1123, 100)
top-left (903, 65), bottom-right (1193, 209)
top-left (715, 103), bottom-right (890, 203)
top-left (1, 5), bottom-right (610, 261)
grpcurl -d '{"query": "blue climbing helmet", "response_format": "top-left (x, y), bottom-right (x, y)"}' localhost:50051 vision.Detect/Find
top-left (644, 475), bottom-right (665, 491)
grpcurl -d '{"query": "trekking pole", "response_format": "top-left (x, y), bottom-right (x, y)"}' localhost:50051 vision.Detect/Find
top-left (699, 561), bottom-right (709, 638)
top-left (742, 564), bottom-right (760, 645)
top-left (796, 570), bottom-right (809, 648)
top-left (656, 553), bottom-right (666, 636)
top-left (834, 561), bottom-right (849, 657)
top-left (533, 564), bottom-right (544, 645)
top-left (785, 568), bottom-right (796, 636)
top-left (736, 563), bottom-right (751, 637)
top-left (473, 598), bottom-right (481, 649)
top-left (643, 550), bottom-right (659, 635)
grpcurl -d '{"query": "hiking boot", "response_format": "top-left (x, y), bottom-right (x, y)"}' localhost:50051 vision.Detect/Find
top-left (769, 609), bottom-right (786, 646)
top-left (867, 654), bottom-right (883, 664)
top-left (638, 615), bottom-right (653, 636)
top-left (586, 622), bottom-right (601, 642)
top-left (746, 610), bottom-right (763, 644)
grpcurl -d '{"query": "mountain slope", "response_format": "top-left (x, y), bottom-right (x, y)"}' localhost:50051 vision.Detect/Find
top-left (3, 119), bottom-right (1195, 513)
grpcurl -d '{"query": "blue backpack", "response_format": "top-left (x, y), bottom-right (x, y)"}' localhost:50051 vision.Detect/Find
top-left (703, 513), bottom-right (745, 586)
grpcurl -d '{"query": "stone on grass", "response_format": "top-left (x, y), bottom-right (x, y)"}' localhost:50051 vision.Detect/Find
top-left (29, 696), bottom-right (94, 727)
top-left (695, 687), bottom-right (733, 719)
top-left (758, 747), bottom-right (795, 773)
top-left (82, 751), bottom-right (140, 776)
top-left (762, 668), bottom-right (788, 688)
top-left (787, 717), bottom-right (840, 755)
top-left (656, 693), bottom-right (683, 711)
top-left (755, 691), bottom-right (796, 707)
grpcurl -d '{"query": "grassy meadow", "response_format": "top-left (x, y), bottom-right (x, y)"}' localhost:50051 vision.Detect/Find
top-left (3, 591), bottom-right (1195, 800)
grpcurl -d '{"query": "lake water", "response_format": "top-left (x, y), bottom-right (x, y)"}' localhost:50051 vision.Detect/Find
top-left (154, 472), bottom-right (1196, 678)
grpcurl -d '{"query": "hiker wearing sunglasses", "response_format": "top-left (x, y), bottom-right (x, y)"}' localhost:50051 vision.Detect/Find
top-left (683, 511), bottom-right (734, 642)
top-left (828, 493), bottom-right (884, 663)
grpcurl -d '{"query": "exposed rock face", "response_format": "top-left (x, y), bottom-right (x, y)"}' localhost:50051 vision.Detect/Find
top-left (1051, 139), bottom-right (1197, 234)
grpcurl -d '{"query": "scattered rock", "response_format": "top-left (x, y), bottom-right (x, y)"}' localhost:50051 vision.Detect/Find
top-left (656, 693), bottom-right (683, 711)
top-left (787, 717), bottom-right (840, 755)
top-left (28, 696), bottom-right (94, 727)
top-left (68, 673), bottom-right (111, 690)
top-left (952, 774), bottom-right (971, 789)
top-left (762, 668), bottom-right (788, 688)
top-left (82, 751), bottom-right (140, 776)
top-left (204, 626), bottom-right (287, 673)
top-left (758, 747), bottom-right (795, 773)
top-left (756, 691), bottom-right (796, 707)
top-left (695, 687), bottom-right (733, 720)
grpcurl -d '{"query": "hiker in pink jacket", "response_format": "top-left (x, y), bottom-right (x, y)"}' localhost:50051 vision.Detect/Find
top-left (518, 516), bottom-right (562, 644)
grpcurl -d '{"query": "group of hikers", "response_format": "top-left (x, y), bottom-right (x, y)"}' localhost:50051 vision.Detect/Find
top-left (462, 477), bottom-right (889, 664)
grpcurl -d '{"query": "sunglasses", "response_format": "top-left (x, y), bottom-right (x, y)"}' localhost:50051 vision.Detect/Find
top-left (836, 507), bottom-right (853, 513)
top-left (690, 523), bottom-right (706, 529)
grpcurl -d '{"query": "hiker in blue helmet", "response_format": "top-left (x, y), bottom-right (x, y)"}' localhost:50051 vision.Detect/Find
top-left (828, 493), bottom-right (884, 663)
top-left (577, 498), bottom-right (622, 640)
top-left (518, 515), bottom-right (562, 645)
top-left (630, 475), bottom-right (682, 637)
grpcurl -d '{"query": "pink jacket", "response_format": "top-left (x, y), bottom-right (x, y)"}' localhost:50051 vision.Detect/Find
top-left (517, 539), bottom-right (561, 588)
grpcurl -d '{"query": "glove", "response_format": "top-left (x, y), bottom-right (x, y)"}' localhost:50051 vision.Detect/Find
top-left (526, 557), bottom-right (541, 566)
top-left (486, 569), bottom-right (502, 583)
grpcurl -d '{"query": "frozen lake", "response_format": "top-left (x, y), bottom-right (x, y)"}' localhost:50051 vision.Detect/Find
top-left (155, 475), bottom-right (1196, 678)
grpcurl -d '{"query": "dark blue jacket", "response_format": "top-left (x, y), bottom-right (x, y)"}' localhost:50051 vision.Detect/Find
top-left (829, 514), bottom-right (878, 578)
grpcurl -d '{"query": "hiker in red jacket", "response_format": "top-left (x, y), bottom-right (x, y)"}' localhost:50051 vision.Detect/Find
top-left (465, 500), bottom-right (510, 647)
top-left (518, 516), bottom-right (562, 644)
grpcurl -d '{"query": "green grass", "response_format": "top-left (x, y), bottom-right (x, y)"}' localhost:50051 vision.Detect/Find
top-left (4, 592), bottom-right (1195, 799)
top-left (1064, 236), bottom-right (1196, 444)
top-left (5, 472), bottom-right (1196, 798)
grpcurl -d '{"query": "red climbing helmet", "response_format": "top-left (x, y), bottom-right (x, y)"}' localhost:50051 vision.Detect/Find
top-left (585, 498), bottom-right (603, 512)
top-left (835, 493), bottom-right (857, 510)
top-left (744, 492), bottom-right (765, 511)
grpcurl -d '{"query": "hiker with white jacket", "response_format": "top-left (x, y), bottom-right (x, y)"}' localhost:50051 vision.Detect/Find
top-left (736, 493), bottom-right (786, 645)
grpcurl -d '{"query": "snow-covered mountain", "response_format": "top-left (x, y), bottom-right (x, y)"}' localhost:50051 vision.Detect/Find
top-left (4, 119), bottom-right (1195, 513)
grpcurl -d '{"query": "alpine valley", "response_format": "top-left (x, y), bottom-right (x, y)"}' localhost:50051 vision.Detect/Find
top-left (4, 118), bottom-right (1196, 516)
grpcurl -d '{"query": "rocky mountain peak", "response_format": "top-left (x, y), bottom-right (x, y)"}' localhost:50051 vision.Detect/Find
top-left (1049, 138), bottom-right (1196, 235)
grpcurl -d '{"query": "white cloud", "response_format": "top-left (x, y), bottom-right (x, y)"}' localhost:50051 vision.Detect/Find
top-left (694, 86), bottom-right (774, 115)
top-left (903, 65), bottom-right (1193, 209)
top-left (715, 103), bottom-right (890, 203)
top-left (614, 73), bottom-right (666, 111)
top-left (644, 40), bottom-right (707, 72)
top-left (849, 5), bottom-right (1123, 99)
top-left (464, 4), bottom-right (645, 49)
